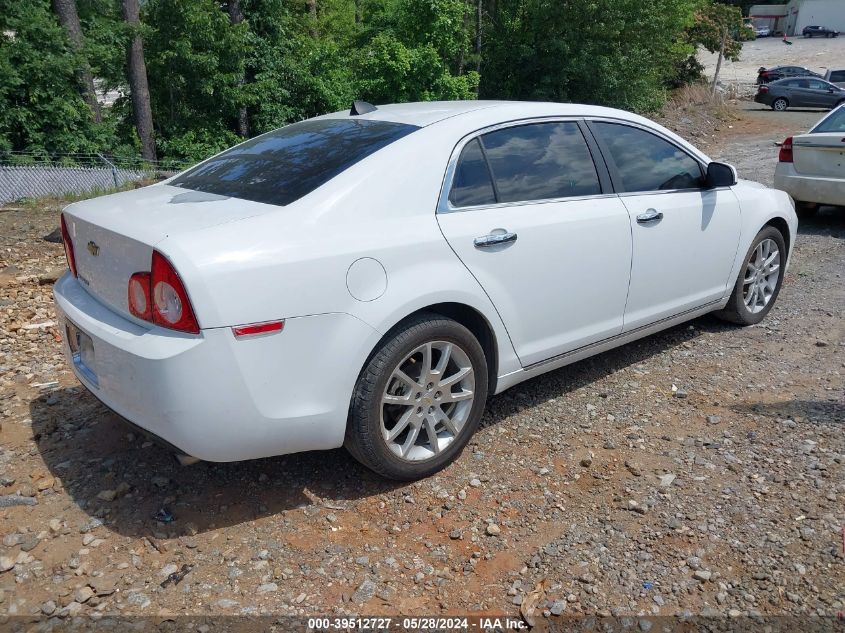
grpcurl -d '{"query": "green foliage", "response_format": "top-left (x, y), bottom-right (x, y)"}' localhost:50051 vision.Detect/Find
top-left (1, 0), bottom-right (719, 161)
top-left (480, 0), bottom-right (700, 112)
top-left (0, 0), bottom-right (112, 154)
top-left (688, 0), bottom-right (746, 63)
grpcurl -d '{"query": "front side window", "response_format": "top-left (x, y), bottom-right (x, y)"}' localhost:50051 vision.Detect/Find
top-left (479, 122), bottom-right (601, 203)
top-left (592, 122), bottom-right (703, 193)
top-left (172, 119), bottom-right (418, 207)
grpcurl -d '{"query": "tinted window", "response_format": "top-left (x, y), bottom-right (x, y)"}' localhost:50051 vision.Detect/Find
top-left (449, 139), bottom-right (497, 207)
top-left (812, 107), bottom-right (845, 132)
top-left (172, 119), bottom-right (418, 206)
top-left (592, 122), bottom-right (703, 192)
top-left (808, 80), bottom-right (830, 90)
top-left (479, 122), bottom-right (601, 203)
top-left (829, 71), bottom-right (845, 82)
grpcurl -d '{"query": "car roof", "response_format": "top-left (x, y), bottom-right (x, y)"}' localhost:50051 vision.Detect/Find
top-left (317, 100), bottom-right (651, 128)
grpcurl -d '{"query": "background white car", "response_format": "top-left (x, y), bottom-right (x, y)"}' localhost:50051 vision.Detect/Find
top-left (775, 104), bottom-right (845, 213)
top-left (54, 101), bottom-right (798, 480)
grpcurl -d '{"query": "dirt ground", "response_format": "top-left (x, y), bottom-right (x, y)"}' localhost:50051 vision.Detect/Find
top-left (0, 100), bottom-right (843, 627)
top-left (700, 35), bottom-right (845, 89)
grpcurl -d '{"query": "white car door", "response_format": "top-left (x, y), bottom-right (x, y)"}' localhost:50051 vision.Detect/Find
top-left (437, 120), bottom-right (633, 368)
top-left (588, 121), bottom-right (741, 331)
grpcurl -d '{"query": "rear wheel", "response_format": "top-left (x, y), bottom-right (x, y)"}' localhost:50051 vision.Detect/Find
top-left (345, 313), bottom-right (488, 480)
top-left (772, 98), bottom-right (789, 111)
top-left (715, 226), bottom-right (786, 326)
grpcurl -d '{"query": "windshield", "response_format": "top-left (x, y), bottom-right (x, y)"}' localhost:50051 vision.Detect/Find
top-left (172, 119), bottom-right (419, 206)
top-left (811, 107), bottom-right (845, 133)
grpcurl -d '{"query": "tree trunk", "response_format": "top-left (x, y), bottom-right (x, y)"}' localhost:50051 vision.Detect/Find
top-left (475, 0), bottom-right (482, 74)
top-left (228, 0), bottom-right (249, 138)
top-left (711, 28), bottom-right (727, 97)
top-left (51, 0), bottom-right (102, 123)
top-left (307, 0), bottom-right (318, 38)
top-left (354, 0), bottom-right (361, 25)
top-left (122, 0), bottom-right (156, 161)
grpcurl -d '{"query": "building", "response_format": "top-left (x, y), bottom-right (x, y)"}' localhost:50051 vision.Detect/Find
top-left (750, 0), bottom-right (845, 36)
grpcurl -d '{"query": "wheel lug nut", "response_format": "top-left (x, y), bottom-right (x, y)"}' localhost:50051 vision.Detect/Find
top-left (435, 391), bottom-right (442, 399)
top-left (428, 406), bottom-right (434, 413)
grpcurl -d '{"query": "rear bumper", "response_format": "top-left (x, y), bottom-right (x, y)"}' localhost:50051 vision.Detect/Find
top-left (53, 273), bottom-right (381, 461)
top-left (754, 93), bottom-right (772, 105)
top-left (774, 163), bottom-right (845, 207)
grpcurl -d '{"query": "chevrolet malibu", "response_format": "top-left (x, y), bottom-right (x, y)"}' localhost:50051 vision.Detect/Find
top-left (54, 101), bottom-right (798, 480)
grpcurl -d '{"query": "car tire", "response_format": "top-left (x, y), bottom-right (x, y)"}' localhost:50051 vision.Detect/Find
top-left (772, 98), bottom-right (789, 111)
top-left (345, 313), bottom-right (488, 481)
top-left (715, 226), bottom-right (787, 326)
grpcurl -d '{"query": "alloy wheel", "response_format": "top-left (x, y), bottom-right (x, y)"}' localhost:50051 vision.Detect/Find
top-left (380, 340), bottom-right (475, 461)
top-left (742, 238), bottom-right (780, 314)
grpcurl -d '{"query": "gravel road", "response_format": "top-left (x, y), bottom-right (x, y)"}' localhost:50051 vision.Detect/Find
top-left (0, 102), bottom-right (843, 625)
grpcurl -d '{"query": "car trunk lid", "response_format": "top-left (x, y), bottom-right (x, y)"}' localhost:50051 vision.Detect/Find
top-left (792, 133), bottom-right (845, 178)
top-left (62, 184), bottom-right (276, 321)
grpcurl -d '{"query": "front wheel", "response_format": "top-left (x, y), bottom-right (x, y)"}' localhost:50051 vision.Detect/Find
top-left (345, 313), bottom-right (488, 480)
top-left (772, 98), bottom-right (789, 111)
top-left (715, 226), bottom-right (786, 326)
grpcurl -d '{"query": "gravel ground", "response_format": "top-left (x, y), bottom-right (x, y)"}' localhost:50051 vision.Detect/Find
top-left (0, 101), bottom-right (843, 625)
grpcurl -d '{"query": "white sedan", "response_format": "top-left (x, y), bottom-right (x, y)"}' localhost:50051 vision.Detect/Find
top-left (54, 101), bottom-right (797, 480)
top-left (774, 104), bottom-right (845, 212)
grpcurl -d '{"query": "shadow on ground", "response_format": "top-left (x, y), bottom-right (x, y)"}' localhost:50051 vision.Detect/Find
top-left (731, 398), bottom-right (845, 424)
top-left (796, 206), bottom-right (845, 239)
top-left (30, 314), bottom-right (735, 538)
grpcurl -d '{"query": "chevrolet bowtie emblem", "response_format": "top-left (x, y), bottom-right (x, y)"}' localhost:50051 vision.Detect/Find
top-left (87, 241), bottom-right (100, 257)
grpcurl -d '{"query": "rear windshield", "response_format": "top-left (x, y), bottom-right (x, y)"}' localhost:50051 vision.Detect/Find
top-left (172, 119), bottom-right (418, 206)
top-left (811, 107), bottom-right (845, 133)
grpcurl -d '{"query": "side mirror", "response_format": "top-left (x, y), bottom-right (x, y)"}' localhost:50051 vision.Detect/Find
top-left (705, 162), bottom-right (737, 188)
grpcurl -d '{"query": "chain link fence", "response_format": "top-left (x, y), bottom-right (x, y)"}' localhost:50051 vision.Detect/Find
top-left (0, 153), bottom-right (193, 205)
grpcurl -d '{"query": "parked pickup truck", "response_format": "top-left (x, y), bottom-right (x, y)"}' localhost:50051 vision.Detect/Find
top-left (824, 69), bottom-right (845, 88)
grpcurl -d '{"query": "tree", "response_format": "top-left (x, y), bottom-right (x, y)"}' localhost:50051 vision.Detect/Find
top-left (227, 0), bottom-right (249, 137)
top-left (689, 1), bottom-right (747, 95)
top-left (121, 0), bottom-right (156, 160)
top-left (51, 0), bottom-right (102, 122)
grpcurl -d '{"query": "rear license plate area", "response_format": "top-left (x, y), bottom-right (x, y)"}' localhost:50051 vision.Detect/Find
top-left (66, 320), bottom-right (99, 387)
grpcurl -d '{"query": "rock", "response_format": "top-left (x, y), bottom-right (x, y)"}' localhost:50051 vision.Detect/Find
top-left (486, 524), bottom-right (501, 536)
top-left (74, 586), bottom-right (94, 603)
top-left (624, 461), bottom-right (642, 477)
top-left (96, 489), bottom-right (117, 502)
top-left (38, 269), bottom-right (64, 285)
top-left (257, 583), bottom-right (278, 593)
top-left (550, 599), bottom-right (566, 616)
top-left (90, 576), bottom-right (117, 596)
top-left (693, 570), bottom-right (712, 582)
top-left (48, 518), bottom-right (62, 533)
top-left (706, 415), bottom-right (721, 425)
top-left (351, 579), bottom-right (376, 604)
top-left (151, 476), bottom-right (169, 488)
top-left (294, 592), bottom-right (306, 604)
top-left (0, 556), bottom-right (14, 572)
top-left (658, 474), bottom-right (676, 487)
top-left (469, 478), bottom-right (481, 488)
top-left (160, 563), bottom-right (178, 577)
top-left (126, 592), bottom-right (150, 608)
top-left (41, 600), bottom-right (57, 615)
top-left (43, 228), bottom-right (63, 243)
top-left (449, 529), bottom-right (462, 540)
top-left (217, 599), bottom-right (239, 608)
top-left (580, 456), bottom-right (593, 468)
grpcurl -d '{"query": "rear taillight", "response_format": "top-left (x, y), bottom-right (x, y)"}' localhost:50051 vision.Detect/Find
top-left (127, 250), bottom-right (199, 334)
top-left (60, 213), bottom-right (77, 277)
top-left (128, 272), bottom-right (152, 321)
top-left (758, 85), bottom-right (769, 93)
top-left (779, 136), bottom-right (794, 162)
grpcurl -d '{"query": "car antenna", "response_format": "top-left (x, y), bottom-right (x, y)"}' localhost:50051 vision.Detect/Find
top-left (350, 100), bottom-right (377, 116)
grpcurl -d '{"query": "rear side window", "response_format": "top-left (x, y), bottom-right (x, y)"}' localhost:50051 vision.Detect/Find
top-left (449, 139), bottom-right (497, 207)
top-left (812, 107), bottom-right (845, 132)
top-left (172, 119), bottom-right (418, 206)
top-left (829, 71), bottom-right (845, 82)
top-left (592, 122), bottom-right (703, 192)
top-left (479, 122), bottom-right (601, 203)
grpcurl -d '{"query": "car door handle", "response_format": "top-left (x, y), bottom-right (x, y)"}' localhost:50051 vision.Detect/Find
top-left (636, 209), bottom-right (664, 224)
top-left (474, 231), bottom-right (518, 248)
